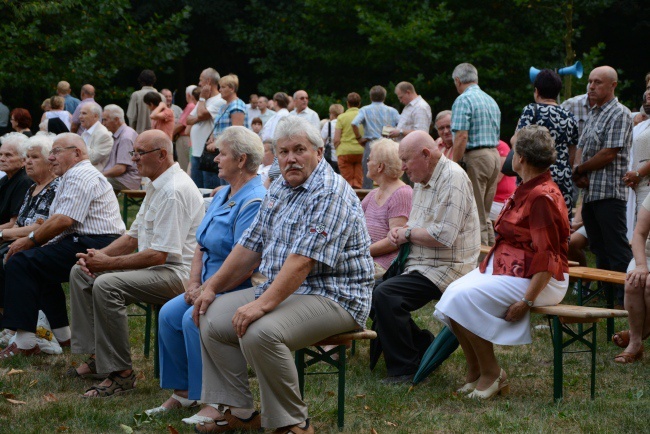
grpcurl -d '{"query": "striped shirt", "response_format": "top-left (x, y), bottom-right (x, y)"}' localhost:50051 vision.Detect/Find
top-left (578, 97), bottom-right (633, 203)
top-left (561, 93), bottom-right (590, 137)
top-left (351, 102), bottom-right (400, 139)
top-left (239, 158), bottom-right (374, 326)
top-left (49, 160), bottom-right (125, 243)
top-left (397, 95), bottom-right (432, 133)
top-left (404, 155), bottom-right (481, 291)
top-left (451, 84), bottom-right (501, 149)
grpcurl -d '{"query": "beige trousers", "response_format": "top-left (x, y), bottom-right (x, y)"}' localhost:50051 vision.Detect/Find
top-left (69, 264), bottom-right (185, 373)
top-left (176, 135), bottom-right (191, 172)
top-left (463, 147), bottom-right (500, 246)
top-left (199, 287), bottom-right (358, 429)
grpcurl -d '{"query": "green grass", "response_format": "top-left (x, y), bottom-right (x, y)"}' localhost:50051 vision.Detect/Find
top-left (0, 296), bottom-right (648, 434)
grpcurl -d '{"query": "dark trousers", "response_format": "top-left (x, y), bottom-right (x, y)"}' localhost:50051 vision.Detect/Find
top-left (371, 272), bottom-right (442, 376)
top-left (582, 198), bottom-right (632, 304)
top-left (2, 234), bottom-right (118, 333)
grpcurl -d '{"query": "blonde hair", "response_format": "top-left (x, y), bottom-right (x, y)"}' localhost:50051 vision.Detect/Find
top-left (370, 139), bottom-right (403, 179)
top-left (219, 74), bottom-right (239, 93)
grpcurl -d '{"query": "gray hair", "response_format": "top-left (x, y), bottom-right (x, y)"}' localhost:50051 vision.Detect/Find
top-left (370, 138), bottom-right (403, 179)
top-left (514, 125), bottom-right (556, 169)
top-left (215, 126), bottom-right (264, 173)
top-left (0, 132), bottom-right (29, 156)
top-left (82, 102), bottom-right (102, 118)
top-left (452, 63), bottom-right (479, 84)
top-left (203, 68), bottom-right (220, 84)
top-left (434, 110), bottom-right (452, 127)
top-left (186, 85), bottom-right (197, 96)
top-left (26, 133), bottom-right (55, 159)
top-left (273, 116), bottom-right (324, 151)
top-left (103, 104), bottom-right (125, 123)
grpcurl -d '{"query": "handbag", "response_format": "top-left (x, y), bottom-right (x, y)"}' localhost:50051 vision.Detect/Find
top-left (199, 139), bottom-right (220, 173)
top-left (382, 242), bottom-right (411, 280)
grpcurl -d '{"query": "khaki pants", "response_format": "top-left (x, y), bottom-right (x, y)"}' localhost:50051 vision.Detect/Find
top-left (176, 135), bottom-right (191, 172)
top-left (463, 147), bottom-right (500, 246)
top-left (69, 265), bottom-right (185, 373)
top-left (199, 287), bottom-right (357, 429)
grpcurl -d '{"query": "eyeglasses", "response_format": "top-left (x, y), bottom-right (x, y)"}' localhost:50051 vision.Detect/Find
top-left (297, 96), bottom-right (309, 100)
top-left (49, 146), bottom-right (77, 156)
top-left (129, 148), bottom-right (161, 157)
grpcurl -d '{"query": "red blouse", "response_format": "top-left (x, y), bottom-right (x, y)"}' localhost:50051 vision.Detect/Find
top-left (480, 171), bottom-right (569, 280)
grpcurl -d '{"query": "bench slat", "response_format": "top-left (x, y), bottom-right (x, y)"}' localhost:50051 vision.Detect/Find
top-left (531, 304), bottom-right (628, 319)
top-left (567, 266), bottom-right (626, 284)
top-left (314, 330), bottom-right (377, 346)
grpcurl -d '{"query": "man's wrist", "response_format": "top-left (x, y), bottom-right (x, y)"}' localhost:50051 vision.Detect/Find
top-left (198, 97), bottom-right (206, 102)
top-left (28, 231), bottom-right (40, 247)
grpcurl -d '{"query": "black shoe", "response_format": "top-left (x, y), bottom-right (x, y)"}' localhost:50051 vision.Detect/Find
top-left (381, 374), bottom-right (414, 385)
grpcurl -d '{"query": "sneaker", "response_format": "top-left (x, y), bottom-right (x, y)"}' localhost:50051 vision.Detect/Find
top-left (0, 329), bottom-right (15, 348)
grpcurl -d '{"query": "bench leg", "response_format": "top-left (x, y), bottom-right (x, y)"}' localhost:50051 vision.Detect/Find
top-left (295, 349), bottom-right (306, 399)
top-left (337, 345), bottom-right (345, 431)
top-left (590, 323), bottom-right (597, 399)
top-left (552, 315), bottom-right (564, 402)
top-left (605, 285), bottom-right (615, 342)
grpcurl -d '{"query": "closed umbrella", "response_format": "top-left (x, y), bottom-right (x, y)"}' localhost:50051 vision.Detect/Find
top-left (410, 326), bottom-right (459, 386)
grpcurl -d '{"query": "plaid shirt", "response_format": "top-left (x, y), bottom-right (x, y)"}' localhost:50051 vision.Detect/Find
top-left (397, 96), bottom-right (432, 132)
top-left (561, 93), bottom-right (590, 137)
top-left (578, 97), bottom-right (633, 203)
top-left (404, 155), bottom-right (481, 291)
top-left (451, 84), bottom-right (501, 149)
top-left (351, 102), bottom-right (400, 139)
top-left (239, 159), bottom-right (374, 326)
top-left (213, 98), bottom-right (248, 137)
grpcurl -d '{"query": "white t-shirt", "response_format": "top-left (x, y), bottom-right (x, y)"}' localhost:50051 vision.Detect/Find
top-left (190, 94), bottom-right (225, 157)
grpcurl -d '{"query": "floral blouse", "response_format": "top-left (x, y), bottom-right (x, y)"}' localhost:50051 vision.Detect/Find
top-left (480, 171), bottom-right (569, 280)
top-left (16, 178), bottom-right (60, 227)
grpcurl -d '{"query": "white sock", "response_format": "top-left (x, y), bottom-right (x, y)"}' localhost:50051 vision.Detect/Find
top-left (52, 326), bottom-right (71, 342)
top-left (14, 330), bottom-right (37, 350)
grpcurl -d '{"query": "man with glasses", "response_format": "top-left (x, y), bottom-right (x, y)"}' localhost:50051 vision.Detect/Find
top-left (101, 104), bottom-right (141, 191)
top-left (290, 90), bottom-right (320, 130)
top-left (1, 133), bottom-right (125, 360)
top-left (66, 129), bottom-right (204, 397)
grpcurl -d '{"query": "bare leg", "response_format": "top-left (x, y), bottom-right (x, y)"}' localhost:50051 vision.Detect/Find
top-left (452, 320), bottom-right (506, 390)
top-left (450, 319), bottom-right (480, 384)
top-left (619, 279), bottom-right (646, 358)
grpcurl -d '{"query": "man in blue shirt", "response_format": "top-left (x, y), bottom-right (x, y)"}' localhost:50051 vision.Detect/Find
top-left (451, 63), bottom-right (501, 246)
top-left (352, 85), bottom-right (400, 188)
top-left (57, 81), bottom-right (81, 115)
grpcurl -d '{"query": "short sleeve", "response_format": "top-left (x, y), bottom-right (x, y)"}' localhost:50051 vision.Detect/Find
top-left (351, 110), bottom-right (364, 127)
top-left (515, 104), bottom-right (535, 131)
top-left (451, 96), bottom-right (471, 132)
top-left (385, 186), bottom-right (412, 220)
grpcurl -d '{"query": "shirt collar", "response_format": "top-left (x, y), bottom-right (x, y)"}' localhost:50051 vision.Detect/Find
top-left (513, 170), bottom-right (552, 198)
top-left (408, 95), bottom-right (422, 107)
top-left (84, 121), bottom-right (99, 136)
top-left (113, 123), bottom-right (126, 139)
top-left (281, 157), bottom-right (328, 192)
top-left (150, 163), bottom-right (181, 190)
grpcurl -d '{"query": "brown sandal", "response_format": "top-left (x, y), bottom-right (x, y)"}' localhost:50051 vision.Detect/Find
top-left (66, 357), bottom-right (107, 379)
top-left (194, 409), bottom-right (262, 433)
top-left (612, 330), bottom-right (650, 349)
top-left (83, 371), bottom-right (137, 398)
top-left (273, 419), bottom-right (314, 434)
top-left (614, 348), bottom-right (644, 364)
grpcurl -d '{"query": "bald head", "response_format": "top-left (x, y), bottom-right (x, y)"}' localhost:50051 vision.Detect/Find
top-left (80, 84), bottom-right (95, 99)
top-left (49, 133), bottom-right (88, 176)
top-left (138, 129), bottom-right (174, 155)
top-left (55, 133), bottom-right (88, 156)
top-left (133, 130), bottom-right (174, 180)
top-left (588, 66), bottom-right (618, 107)
top-left (57, 81), bottom-right (71, 95)
top-left (399, 131), bottom-right (440, 184)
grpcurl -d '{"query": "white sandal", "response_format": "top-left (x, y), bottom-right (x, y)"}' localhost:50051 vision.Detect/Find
top-left (181, 403), bottom-right (220, 425)
top-left (145, 393), bottom-right (198, 416)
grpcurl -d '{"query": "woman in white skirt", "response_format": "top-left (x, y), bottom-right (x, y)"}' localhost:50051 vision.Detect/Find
top-left (434, 125), bottom-right (570, 399)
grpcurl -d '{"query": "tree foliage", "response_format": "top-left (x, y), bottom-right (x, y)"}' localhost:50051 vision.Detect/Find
top-left (0, 0), bottom-right (190, 105)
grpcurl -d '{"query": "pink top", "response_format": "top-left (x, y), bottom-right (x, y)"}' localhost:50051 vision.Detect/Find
top-left (151, 107), bottom-right (175, 140)
top-left (362, 184), bottom-right (413, 269)
top-left (494, 140), bottom-right (516, 203)
top-left (438, 142), bottom-right (454, 159)
top-left (179, 103), bottom-right (196, 136)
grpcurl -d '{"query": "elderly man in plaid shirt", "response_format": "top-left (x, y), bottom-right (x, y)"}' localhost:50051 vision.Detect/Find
top-left (572, 66), bottom-right (633, 307)
top-left (192, 116), bottom-right (373, 434)
top-left (451, 63), bottom-right (502, 246)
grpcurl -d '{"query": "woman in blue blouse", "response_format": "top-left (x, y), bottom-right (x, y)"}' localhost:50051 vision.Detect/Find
top-left (146, 127), bottom-right (266, 422)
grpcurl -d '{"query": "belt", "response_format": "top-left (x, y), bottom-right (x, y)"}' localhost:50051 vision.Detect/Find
top-left (465, 146), bottom-right (496, 153)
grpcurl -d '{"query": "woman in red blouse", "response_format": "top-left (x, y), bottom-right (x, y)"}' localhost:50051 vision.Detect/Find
top-left (434, 125), bottom-right (570, 399)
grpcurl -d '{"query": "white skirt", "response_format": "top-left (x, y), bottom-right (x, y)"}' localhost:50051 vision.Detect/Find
top-left (434, 258), bottom-right (569, 345)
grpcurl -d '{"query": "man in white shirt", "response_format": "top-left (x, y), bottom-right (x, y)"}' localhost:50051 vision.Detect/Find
top-left (79, 103), bottom-right (113, 171)
top-left (68, 130), bottom-right (204, 397)
top-left (246, 94), bottom-right (261, 127)
top-left (388, 82), bottom-right (432, 140)
top-left (186, 68), bottom-right (225, 189)
top-left (260, 92), bottom-right (291, 142)
top-left (290, 90), bottom-right (321, 130)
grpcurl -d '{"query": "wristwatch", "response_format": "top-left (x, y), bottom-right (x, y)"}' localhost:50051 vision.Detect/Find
top-left (0, 230), bottom-right (3, 241)
top-left (521, 297), bottom-right (533, 307)
top-left (404, 228), bottom-right (412, 241)
top-left (198, 97), bottom-right (206, 102)
top-left (28, 231), bottom-right (40, 247)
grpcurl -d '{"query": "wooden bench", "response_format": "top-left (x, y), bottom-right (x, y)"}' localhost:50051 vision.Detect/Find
top-left (531, 304), bottom-right (628, 401)
top-left (295, 329), bottom-right (376, 431)
top-left (568, 266), bottom-right (627, 340)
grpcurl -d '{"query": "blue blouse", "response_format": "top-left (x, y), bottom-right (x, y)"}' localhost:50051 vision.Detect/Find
top-left (195, 175), bottom-right (266, 288)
